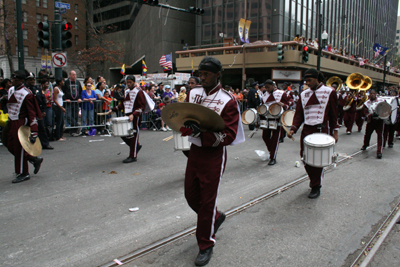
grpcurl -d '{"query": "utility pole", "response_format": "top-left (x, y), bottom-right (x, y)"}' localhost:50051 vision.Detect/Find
top-left (53, 2), bottom-right (62, 79)
top-left (16, 0), bottom-right (24, 71)
top-left (242, 0), bottom-right (247, 90)
top-left (316, 0), bottom-right (322, 71)
top-left (383, 54), bottom-right (387, 93)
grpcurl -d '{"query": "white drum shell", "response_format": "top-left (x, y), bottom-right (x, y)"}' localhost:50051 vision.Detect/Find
top-left (173, 131), bottom-right (191, 151)
top-left (269, 104), bottom-right (284, 118)
top-left (111, 117), bottom-right (135, 137)
top-left (257, 105), bottom-right (269, 116)
top-left (303, 133), bottom-right (336, 167)
top-left (242, 108), bottom-right (258, 124)
top-left (381, 96), bottom-right (398, 124)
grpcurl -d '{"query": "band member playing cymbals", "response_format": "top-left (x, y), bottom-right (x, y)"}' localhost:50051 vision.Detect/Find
top-left (182, 56), bottom-right (245, 266)
top-left (5, 70), bottom-right (43, 183)
top-left (260, 79), bottom-right (290, 165)
top-left (109, 75), bottom-right (154, 163)
top-left (361, 89), bottom-right (385, 159)
top-left (288, 68), bottom-right (339, 199)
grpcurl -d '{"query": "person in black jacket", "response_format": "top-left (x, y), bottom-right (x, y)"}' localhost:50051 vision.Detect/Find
top-left (62, 70), bottom-right (83, 136)
top-left (246, 81), bottom-right (261, 130)
top-left (113, 84), bottom-right (125, 117)
top-left (25, 72), bottom-right (54, 149)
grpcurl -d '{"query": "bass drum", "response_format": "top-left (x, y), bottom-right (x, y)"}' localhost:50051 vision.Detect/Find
top-left (241, 108), bottom-right (258, 125)
top-left (381, 96), bottom-right (398, 124)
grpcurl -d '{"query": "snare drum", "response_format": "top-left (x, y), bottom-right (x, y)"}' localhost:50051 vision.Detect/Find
top-left (111, 117), bottom-right (136, 137)
top-left (303, 133), bottom-right (336, 168)
top-left (242, 108), bottom-right (258, 124)
top-left (381, 96), bottom-right (398, 124)
top-left (257, 104), bottom-right (269, 116)
top-left (173, 131), bottom-right (191, 151)
top-left (260, 120), bottom-right (268, 129)
top-left (268, 103), bottom-right (284, 118)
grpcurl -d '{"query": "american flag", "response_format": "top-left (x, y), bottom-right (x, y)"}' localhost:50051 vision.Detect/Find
top-left (159, 54), bottom-right (172, 70)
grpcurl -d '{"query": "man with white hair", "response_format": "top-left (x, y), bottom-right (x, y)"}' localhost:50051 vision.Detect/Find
top-left (62, 70), bottom-right (83, 136)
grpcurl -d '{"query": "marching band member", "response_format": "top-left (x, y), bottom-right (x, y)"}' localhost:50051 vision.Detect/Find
top-left (5, 71), bottom-right (43, 183)
top-left (247, 81), bottom-right (260, 130)
top-left (260, 79), bottom-right (290, 165)
top-left (383, 90), bottom-right (399, 148)
top-left (110, 75), bottom-right (154, 163)
top-left (361, 89), bottom-right (385, 158)
top-left (343, 89), bottom-right (358, 134)
top-left (288, 68), bottom-right (339, 199)
top-left (355, 91), bottom-right (366, 132)
top-left (182, 56), bottom-right (245, 266)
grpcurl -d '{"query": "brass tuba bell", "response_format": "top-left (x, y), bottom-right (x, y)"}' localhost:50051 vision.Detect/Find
top-left (326, 76), bottom-right (342, 92)
top-left (346, 73), bottom-right (365, 90)
top-left (358, 75), bottom-right (372, 91)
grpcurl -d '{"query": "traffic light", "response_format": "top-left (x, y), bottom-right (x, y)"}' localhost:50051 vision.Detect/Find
top-left (38, 21), bottom-right (50, 49)
top-left (61, 21), bottom-right (72, 49)
top-left (142, 0), bottom-right (159, 5)
top-left (302, 45), bottom-right (309, 63)
top-left (189, 6), bottom-right (205, 15)
top-left (277, 44), bottom-right (284, 63)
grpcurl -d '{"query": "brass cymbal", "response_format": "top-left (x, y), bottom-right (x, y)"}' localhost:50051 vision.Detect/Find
top-left (18, 125), bottom-right (42, 157)
top-left (161, 102), bottom-right (225, 132)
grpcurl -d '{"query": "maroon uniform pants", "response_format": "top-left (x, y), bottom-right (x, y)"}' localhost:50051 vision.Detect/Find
top-left (185, 145), bottom-right (226, 250)
top-left (300, 125), bottom-right (330, 188)
top-left (384, 123), bottom-right (396, 147)
top-left (121, 116), bottom-right (141, 158)
top-left (262, 127), bottom-right (281, 160)
top-left (355, 110), bottom-right (364, 132)
top-left (344, 110), bottom-right (356, 132)
top-left (7, 119), bottom-right (34, 174)
top-left (338, 106), bottom-right (344, 125)
top-left (363, 119), bottom-right (384, 154)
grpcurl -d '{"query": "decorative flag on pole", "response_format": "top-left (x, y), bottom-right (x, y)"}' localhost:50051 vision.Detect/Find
top-left (244, 20), bottom-right (251, 43)
top-left (373, 43), bottom-right (388, 57)
top-left (142, 60), bottom-right (148, 75)
top-left (159, 54), bottom-right (173, 70)
top-left (120, 64), bottom-right (125, 75)
top-left (238, 18), bottom-right (246, 43)
top-left (191, 59), bottom-right (194, 75)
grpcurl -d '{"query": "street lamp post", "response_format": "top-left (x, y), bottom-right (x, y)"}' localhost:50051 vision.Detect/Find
top-left (317, 30), bottom-right (328, 71)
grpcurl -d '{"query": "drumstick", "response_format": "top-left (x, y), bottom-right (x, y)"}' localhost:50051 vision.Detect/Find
top-left (163, 135), bottom-right (173, 142)
top-left (97, 112), bottom-right (109, 115)
top-left (282, 126), bottom-right (295, 141)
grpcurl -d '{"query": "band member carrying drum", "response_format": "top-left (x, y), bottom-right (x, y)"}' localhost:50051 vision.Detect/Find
top-left (383, 90), bottom-right (399, 148)
top-left (5, 70), bottom-right (43, 183)
top-left (259, 79), bottom-right (290, 165)
top-left (109, 75), bottom-right (151, 163)
top-left (182, 56), bottom-right (245, 266)
top-left (287, 68), bottom-right (339, 199)
top-left (361, 89), bottom-right (386, 159)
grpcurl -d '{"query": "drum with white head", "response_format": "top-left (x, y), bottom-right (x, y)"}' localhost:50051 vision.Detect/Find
top-left (369, 101), bottom-right (392, 120)
top-left (268, 103), bottom-right (284, 118)
top-left (241, 108), bottom-right (258, 125)
top-left (111, 117), bottom-right (136, 137)
top-left (380, 96), bottom-right (398, 124)
top-left (257, 104), bottom-right (269, 116)
top-left (281, 110), bottom-right (295, 127)
top-left (303, 133), bottom-right (337, 167)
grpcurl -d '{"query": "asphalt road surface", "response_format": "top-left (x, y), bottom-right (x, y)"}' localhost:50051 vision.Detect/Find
top-left (1, 124), bottom-right (399, 267)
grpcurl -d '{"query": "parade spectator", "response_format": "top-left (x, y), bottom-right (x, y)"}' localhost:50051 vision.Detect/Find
top-left (162, 85), bottom-right (174, 100)
top-left (188, 76), bottom-right (201, 92)
top-left (113, 84), bottom-right (124, 117)
top-left (81, 83), bottom-right (97, 133)
top-left (156, 82), bottom-right (164, 97)
top-left (82, 76), bottom-right (94, 91)
top-left (102, 90), bottom-right (112, 125)
top-left (53, 77), bottom-right (66, 141)
top-left (178, 87), bottom-right (187, 102)
top-left (0, 78), bottom-right (11, 113)
top-left (62, 70), bottom-right (83, 136)
top-left (40, 79), bottom-right (54, 135)
top-left (172, 88), bottom-right (179, 100)
top-left (157, 103), bottom-right (167, 131)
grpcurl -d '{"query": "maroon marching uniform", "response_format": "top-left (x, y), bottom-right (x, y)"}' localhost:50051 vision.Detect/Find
top-left (355, 92), bottom-right (365, 132)
top-left (343, 92), bottom-right (358, 133)
top-left (260, 89), bottom-right (290, 160)
top-left (337, 92), bottom-right (345, 125)
top-left (6, 85), bottom-right (42, 174)
top-left (112, 87), bottom-right (146, 159)
top-left (383, 96), bottom-right (399, 147)
top-left (184, 84), bottom-right (244, 251)
top-left (362, 97), bottom-right (385, 155)
top-left (291, 84), bottom-right (339, 188)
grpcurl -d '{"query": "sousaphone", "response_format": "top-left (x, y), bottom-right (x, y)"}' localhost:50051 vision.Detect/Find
top-left (326, 76), bottom-right (342, 92)
top-left (343, 73), bottom-right (365, 110)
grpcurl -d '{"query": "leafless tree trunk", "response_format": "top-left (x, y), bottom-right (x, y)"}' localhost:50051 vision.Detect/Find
top-left (1, 0), bottom-right (15, 74)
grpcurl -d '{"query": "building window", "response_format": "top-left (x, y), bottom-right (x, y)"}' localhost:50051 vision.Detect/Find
top-left (23, 11), bottom-right (27, 22)
top-left (43, 15), bottom-right (48, 21)
top-left (37, 48), bottom-right (42, 57)
top-left (43, 0), bottom-right (47, 8)
top-left (75, 35), bottom-right (78, 45)
top-left (75, 4), bottom-right (78, 14)
top-left (397, 30), bottom-right (400, 33)
top-left (75, 21), bottom-right (78, 30)
top-left (23, 30), bottom-right (28, 39)
top-left (22, 0), bottom-right (26, 3)
top-left (24, 46), bottom-right (28, 56)
top-left (36, 14), bottom-right (41, 24)
top-left (36, 0), bottom-right (41, 7)
top-left (396, 36), bottom-right (399, 40)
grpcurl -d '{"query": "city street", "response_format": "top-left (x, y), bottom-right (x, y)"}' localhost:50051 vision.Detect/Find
top-left (1, 125), bottom-right (399, 267)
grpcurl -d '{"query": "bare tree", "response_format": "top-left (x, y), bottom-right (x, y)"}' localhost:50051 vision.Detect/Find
top-left (0, 0), bottom-right (16, 74)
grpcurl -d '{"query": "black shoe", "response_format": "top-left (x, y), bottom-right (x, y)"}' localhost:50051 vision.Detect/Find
top-left (361, 145), bottom-right (368, 151)
top-left (12, 173), bottom-right (30, 183)
top-left (279, 139), bottom-right (284, 143)
top-left (137, 145), bottom-right (142, 153)
top-left (383, 143), bottom-right (386, 148)
top-left (268, 159), bottom-right (276, 165)
top-left (377, 153), bottom-right (382, 159)
top-left (42, 145), bottom-right (54, 150)
top-left (214, 212), bottom-right (226, 235)
top-left (123, 157), bottom-right (137, 163)
top-left (195, 247), bottom-right (213, 266)
top-left (29, 157), bottom-right (43, 174)
top-left (308, 186), bottom-right (321, 199)
top-left (389, 144), bottom-right (393, 148)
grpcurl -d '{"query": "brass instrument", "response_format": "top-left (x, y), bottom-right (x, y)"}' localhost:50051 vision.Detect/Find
top-left (343, 73), bottom-right (366, 110)
top-left (356, 91), bottom-right (368, 110)
top-left (359, 75), bottom-right (372, 91)
top-left (326, 76), bottom-right (342, 92)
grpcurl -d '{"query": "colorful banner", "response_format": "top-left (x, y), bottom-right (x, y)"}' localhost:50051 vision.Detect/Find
top-left (175, 73), bottom-right (191, 81)
top-left (41, 56), bottom-right (47, 69)
top-left (238, 18), bottom-right (246, 43)
top-left (245, 20), bottom-right (251, 43)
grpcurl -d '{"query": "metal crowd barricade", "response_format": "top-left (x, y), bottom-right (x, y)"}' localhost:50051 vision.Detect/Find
top-left (63, 100), bottom-right (109, 133)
